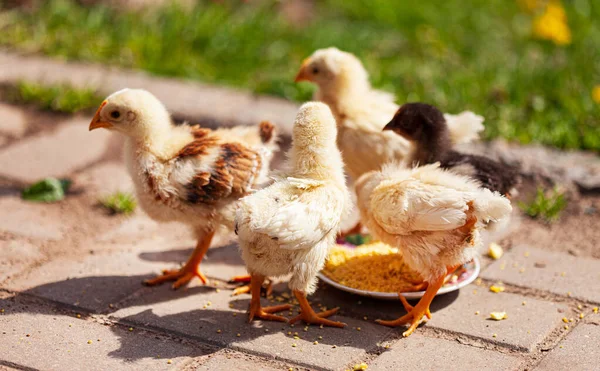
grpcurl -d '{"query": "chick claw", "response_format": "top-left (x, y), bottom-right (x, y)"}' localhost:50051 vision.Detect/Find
top-left (289, 307), bottom-right (347, 328)
top-left (248, 304), bottom-right (292, 323)
top-left (376, 306), bottom-right (429, 337)
top-left (144, 267), bottom-right (208, 290)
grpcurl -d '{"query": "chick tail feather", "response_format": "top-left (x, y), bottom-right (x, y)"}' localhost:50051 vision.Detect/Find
top-left (472, 188), bottom-right (512, 232)
top-left (259, 121), bottom-right (277, 144)
top-left (444, 111), bottom-right (485, 145)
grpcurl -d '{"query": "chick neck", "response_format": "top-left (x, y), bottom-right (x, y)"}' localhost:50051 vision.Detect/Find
top-left (287, 136), bottom-right (346, 185)
top-left (316, 70), bottom-right (371, 119)
top-left (130, 121), bottom-right (194, 162)
top-left (409, 124), bottom-right (453, 166)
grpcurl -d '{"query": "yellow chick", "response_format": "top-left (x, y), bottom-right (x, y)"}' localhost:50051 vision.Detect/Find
top-left (89, 89), bottom-right (278, 289)
top-left (355, 163), bottom-right (512, 336)
top-left (235, 102), bottom-right (351, 327)
top-left (295, 47), bottom-right (485, 180)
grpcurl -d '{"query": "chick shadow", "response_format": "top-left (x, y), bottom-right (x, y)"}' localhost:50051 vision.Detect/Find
top-left (14, 274), bottom-right (217, 316)
top-left (138, 242), bottom-right (245, 267)
top-left (111, 298), bottom-right (386, 366)
top-left (0, 294), bottom-right (218, 365)
top-left (307, 282), bottom-right (460, 323)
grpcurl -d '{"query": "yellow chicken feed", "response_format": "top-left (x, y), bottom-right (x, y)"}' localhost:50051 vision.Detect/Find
top-left (323, 242), bottom-right (426, 293)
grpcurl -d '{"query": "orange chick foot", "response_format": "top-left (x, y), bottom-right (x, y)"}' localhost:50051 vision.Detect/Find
top-left (231, 277), bottom-right (273, 297)
top-left (144, 267), bottom-right (208, 290)
top-left (248, 304), bottom-right (292, 323)
top-left (289, 307), bottom-right (346, 328)
top-left (376, 305), bottom-right (430, 337)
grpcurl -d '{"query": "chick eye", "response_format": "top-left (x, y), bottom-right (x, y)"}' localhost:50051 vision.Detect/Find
top-left (312, 67), bottom-right (319, 74)
top-left (110, 111), bottom-right (121, 119)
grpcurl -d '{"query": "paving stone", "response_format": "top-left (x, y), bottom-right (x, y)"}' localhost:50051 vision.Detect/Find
top-left (314, 284), bottom-right (568, 352)
top-left (189, 349), bottom-right (287, 371)
top-left (3, 240), bottom-right (172, 313)
top-left (0, 51), bottom-right (298, 134)
top-left (0, 118), bottom-right (114, 182)
top-left (75, 162), bottom-right (134, 196)
top-left (0, 197), bottom-right (65, 240)
top-left (369, 334), bottom-right (522, 371)
top-left (98, 214), bottom-right (194, 244)
top-left (112, 285), bottom-right (391, 370)
top-left (0, 297), bottom-right (207, 371)
top-left (0, 239), bottom-right (43, 283)
top-left (99, 215), bottom-right (245, 281)
top-left (430, 288), bottom-right (568, 351)
top-left (535, 323), bottom-right (600, 371)
top-left (0, 103), bottom-right (27, 137)
top-left (482, 245), bottom-right (600, 304)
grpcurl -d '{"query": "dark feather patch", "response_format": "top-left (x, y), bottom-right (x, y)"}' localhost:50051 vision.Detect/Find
top-left (177, 128), bottom-right (220, 158)
top-left (259, 121), bottom-right (275, 143)
top-left (184, 142), bottom-right (262, 204)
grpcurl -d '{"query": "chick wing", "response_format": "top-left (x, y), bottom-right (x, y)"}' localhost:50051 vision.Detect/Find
top-left (238, 179), bottom-right (342, 250)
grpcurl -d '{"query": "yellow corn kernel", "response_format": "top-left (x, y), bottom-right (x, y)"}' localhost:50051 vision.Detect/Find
top-left (488, 243), bottom-right (503, 260)
top-left (489, 312), bottom-right (508, 321)
top-left (489, 285), bottom-right (505, 293)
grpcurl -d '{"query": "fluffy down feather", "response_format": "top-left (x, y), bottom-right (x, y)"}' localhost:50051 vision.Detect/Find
top-left (355, 163), bottom-right (511, 282)
top-left (235, 102), bottom-right (350, 294)
top-left (296, 47), bottom-right (484, 179)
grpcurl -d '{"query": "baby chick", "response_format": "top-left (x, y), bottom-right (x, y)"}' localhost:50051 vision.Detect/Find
top-left (295, 47), bottom-right (485, 180)
top-left (235, 102), bottom-right (350, 327)
top-left (355, 163), bottom-right (512, 336)
top-left (384, 103), bottom-right (520, 196)
top-left (89, 89), bottom-right (278, 289)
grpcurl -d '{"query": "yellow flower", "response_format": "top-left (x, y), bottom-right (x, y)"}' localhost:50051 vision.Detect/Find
top-left (532, 2), bottom-right (572, 45)
top-left (592, 86), bottom-right (600, 104)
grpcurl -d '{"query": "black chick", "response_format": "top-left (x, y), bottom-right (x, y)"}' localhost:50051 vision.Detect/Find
top-left (383, 102), bottom-right (520, 195)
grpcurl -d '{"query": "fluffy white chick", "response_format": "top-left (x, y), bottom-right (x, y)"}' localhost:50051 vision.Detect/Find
top-left (355, 163), bottom-right (512, 336)
top-left (295, 47), bottom-right (485, 180)
top-left (235, 102), bottom-right (350, 327)
top-left (89, 88), bottom-right (278, 289)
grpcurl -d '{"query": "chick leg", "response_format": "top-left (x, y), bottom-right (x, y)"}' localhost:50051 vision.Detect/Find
top-left (230, 275), bottom-right (273, 297)
top-left (289, 290), bottom-right (347, 328)
top-left (376, 272), bottom-right (446, 337)
top-left (144, 231), bottom-right (215, 289)
top-left (248, 274), bottom-right (291, 322)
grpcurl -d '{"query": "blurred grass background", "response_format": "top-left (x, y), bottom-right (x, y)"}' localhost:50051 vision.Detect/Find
top-left (0, 0), bottom-right (598, 151)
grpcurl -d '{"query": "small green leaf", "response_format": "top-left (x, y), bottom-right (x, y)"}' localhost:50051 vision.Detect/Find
top-left (21, 177), bottom-right (71, 202)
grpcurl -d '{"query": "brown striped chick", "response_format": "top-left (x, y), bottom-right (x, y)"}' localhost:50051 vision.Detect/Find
top-left (355, 163), bottom-right (511, 336)
top-left (235, 102), bottom-right (351, 327)
top-left (295, 47), bottom-right (485, 180)
top-left (89, 89), bottom-right (278, 289)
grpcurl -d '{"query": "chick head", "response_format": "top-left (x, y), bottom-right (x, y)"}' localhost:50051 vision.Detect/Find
top-left (383, 102), bottom-right (446, 142)
top-left (292, 102), bottom-right (337, 148)
top-left (89, 88), bottom-right (171, 139)
top-left (295, 47), bottom-right (368, 90)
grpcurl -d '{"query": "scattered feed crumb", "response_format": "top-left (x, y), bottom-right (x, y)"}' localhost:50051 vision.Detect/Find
top-left (489, 312), bottom-right (508, 320)
top-left (489, 284), bottom-right (505, 293)
top-left (488, 243), bottom-right (503, 259)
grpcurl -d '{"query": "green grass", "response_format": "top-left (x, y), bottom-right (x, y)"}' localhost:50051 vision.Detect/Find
top-left (6, 81), bottom-right (102, 113)
top-left (0, 0), bottom-right (599, 150)
top-left (101, 192), bottom-right (137, 215)
top-left (519, 187), bottom-right (567, 222)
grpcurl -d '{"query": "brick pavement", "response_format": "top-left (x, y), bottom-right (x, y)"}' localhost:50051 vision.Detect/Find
top-left (1, 57), bottom-right (600, 370)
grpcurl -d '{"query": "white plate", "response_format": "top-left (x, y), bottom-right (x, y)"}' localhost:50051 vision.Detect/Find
top-left (318, 257), bottom-right (481, 300)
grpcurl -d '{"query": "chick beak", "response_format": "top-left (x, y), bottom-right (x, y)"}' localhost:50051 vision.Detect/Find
top-left (89, 101), bottom-right (112, 131)
top-left (294, 58), bottom-right (311, 83)
top-left (382, 120), bottom-right (396, 132)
